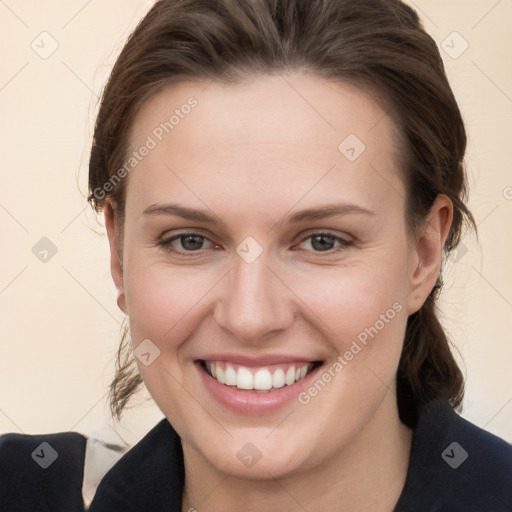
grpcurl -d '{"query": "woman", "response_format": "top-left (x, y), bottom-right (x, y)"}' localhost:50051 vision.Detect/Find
top-left (1, 0), bottom-right (510, 511)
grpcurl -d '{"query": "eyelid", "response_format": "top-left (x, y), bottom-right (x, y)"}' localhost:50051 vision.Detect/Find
top-left (158, 231), bottom-right (218, 251)
top-left (157, 228), bottom-right (354, 256)
top-left (297, 228), bottom-right (354, 243)
top-left (293, 230), bottom-right (354, 254)
top-left (158, 227), bottom-right (353, 243)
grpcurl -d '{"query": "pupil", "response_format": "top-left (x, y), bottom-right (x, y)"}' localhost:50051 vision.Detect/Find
top-left (179, 235), bottom-right (335, 252)
top-left (182, 235), bottom-right (203, 250)
top-left (312, 235), bottom-right (334, 251)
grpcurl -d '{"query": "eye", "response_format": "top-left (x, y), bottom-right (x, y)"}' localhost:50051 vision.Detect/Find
top-left (158, 232), bottom-right (216, 255)
top-left (297, 231), bottom-right (354, 254)
top-left (157, 230), bottom-right (353, 257)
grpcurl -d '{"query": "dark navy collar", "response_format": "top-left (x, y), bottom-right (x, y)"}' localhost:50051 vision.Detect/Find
top-left (89, 398), bottom-right (512, 511)
top-left (88, 415), bottom-right (184, 511)
top-left (393, 398), bottom-right (512, 511)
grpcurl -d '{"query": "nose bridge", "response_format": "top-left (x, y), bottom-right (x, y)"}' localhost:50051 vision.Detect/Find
top-left (214, 246), bottom-right (292, 342)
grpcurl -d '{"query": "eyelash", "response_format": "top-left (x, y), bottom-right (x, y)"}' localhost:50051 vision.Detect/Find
top-left (156, 231), bottom-right (354, 257)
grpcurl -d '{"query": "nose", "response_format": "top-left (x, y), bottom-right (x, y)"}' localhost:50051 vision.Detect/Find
top-left (213, 249), bottom-right (294, 344)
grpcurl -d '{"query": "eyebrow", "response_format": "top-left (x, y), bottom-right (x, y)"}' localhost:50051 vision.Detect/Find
top-left (142, 202), bottom-right (375, 227)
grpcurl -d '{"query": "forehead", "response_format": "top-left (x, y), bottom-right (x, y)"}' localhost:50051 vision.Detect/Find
top-left (125, 72), bottom-right (404, 217)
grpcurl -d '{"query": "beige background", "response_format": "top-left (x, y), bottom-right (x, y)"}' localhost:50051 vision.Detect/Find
top-left (1, 0), bottom-right (511, 451)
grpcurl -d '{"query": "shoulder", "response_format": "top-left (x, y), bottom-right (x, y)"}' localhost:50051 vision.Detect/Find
top-left (395, 398), bottom-right (512, 511)
top-left (424, 399), bottom-right (512, 471)
top-left (0, 429), bottom-right (87, 512)
top-left (88, 417), bottom-right (184, 511)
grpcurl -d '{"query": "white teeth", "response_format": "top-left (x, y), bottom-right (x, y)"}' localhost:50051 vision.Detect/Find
top-left (206, 361), bottom-right (315, 391)
top-left (216, 366), bottom-right (225, 384)
top-left (237, 367), bottom-right (253, 389)
top-left (285, 367), bottom-right (296, 386)
top-left (272, 368), bottom-right (285, 388)
top-left (224, 365), bottom-right (237, 386)
top-left (254, 369), bottom-right (273, 390)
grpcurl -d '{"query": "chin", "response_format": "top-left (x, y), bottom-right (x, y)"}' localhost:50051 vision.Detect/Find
top-left (187, 427), bottom-right (319, 481)
top-left (209, 447), bottom-right (311, 481)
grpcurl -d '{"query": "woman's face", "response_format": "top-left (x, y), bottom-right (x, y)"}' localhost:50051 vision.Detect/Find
top-left (106, 72), bottom-right (448, 479)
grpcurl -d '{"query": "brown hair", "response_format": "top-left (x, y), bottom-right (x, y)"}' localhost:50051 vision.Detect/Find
top-left (88, 0), bottom-right (476, 428)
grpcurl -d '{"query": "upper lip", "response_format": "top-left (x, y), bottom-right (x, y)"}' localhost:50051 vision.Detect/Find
top-left (197, 354), bottom-right (322, 367)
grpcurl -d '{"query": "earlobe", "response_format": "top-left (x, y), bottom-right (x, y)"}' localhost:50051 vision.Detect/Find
top-left (104, 199), bottom-right (127, 314)
top-left (406, 194), bottom-right (453, 315)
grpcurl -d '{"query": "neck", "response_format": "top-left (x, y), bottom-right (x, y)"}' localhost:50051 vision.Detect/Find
top-left (181, 392), bottom-right (413, 512)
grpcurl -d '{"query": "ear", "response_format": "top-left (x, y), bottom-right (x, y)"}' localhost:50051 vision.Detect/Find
top-left (104, 199), bottom-right (127, 314)
top-left (406, 194), bottom-right (453, 315)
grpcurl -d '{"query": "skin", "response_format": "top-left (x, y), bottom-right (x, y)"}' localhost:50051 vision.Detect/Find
top-left (104, 71), bottom-right (453, 512)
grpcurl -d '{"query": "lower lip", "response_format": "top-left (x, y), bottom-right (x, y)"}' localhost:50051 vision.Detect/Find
top-left (196, 360), bottom-right (323, 415)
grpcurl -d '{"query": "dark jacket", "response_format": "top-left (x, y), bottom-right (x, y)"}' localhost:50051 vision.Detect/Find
top-left (1, 398), bottom-right (511, 511)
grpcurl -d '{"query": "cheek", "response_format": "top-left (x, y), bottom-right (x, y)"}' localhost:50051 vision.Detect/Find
top-left (122, 263), bottom-right (211, 414)
top-left (123, 244), bottom-right (410, 342)
top-left (288, 253), bottom-right (410, 391)
top-left (123, 231), bottom-right (410, 372)
top-left (123, 262), bottom-right (209, 349)
top-left (292, 253), bottom-right (409, 334)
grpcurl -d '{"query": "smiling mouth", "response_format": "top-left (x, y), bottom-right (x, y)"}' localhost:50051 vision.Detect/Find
top-left (199, 359), bottom-right (323, 392)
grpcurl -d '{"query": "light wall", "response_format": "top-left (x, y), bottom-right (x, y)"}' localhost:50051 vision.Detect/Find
top-left (1, 0), bottom-right (511, 448)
